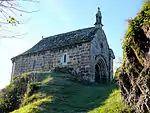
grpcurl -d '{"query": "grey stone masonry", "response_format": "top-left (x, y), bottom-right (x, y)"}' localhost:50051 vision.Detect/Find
top-left (11, 8), bottom-right (115, 83)
top-left (12, 42), bottom-right (93, 81)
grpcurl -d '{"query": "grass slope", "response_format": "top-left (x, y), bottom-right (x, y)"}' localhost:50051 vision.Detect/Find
top-left (1, 72), bottom-right (133, 113)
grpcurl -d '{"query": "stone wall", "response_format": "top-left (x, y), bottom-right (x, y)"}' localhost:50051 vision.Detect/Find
top-left (109, 49), bottom-right (115, 81)
top-left (12, 42), bottom-right (92, 81)
top-left (90, 28), bottom-right (112, 82)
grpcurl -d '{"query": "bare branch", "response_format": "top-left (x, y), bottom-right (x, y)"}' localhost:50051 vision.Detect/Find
top-left (0, 33), bottom-right (28, 39)
top-left (0, 0), bottom-right (39, 38)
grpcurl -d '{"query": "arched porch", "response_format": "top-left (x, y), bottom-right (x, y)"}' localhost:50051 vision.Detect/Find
top-left (95, 56), bottom-right (109, 84)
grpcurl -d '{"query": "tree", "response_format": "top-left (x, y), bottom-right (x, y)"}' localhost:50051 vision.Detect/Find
top-left (0, 0), bottom-right (39, 38)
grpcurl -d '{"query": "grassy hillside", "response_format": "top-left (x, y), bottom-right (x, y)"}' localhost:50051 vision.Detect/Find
top-left (0, 72), bottom-right (134, 113)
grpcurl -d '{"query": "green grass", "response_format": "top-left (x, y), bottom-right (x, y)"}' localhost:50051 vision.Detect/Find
top-left (88, 90), bottom-right (134, 113)
top-left (6, 72), bottom-right (133, 113)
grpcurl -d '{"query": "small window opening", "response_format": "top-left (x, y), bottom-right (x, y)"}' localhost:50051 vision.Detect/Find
top-left (64, 54), bottom-right (66, 63)
top-left (101, 43), bottom-right (103, 48)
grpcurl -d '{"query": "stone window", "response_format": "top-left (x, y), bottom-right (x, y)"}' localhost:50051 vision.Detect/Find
top-left (64, 54), bottom-right (66, 63)
top-left (61, 53), bottom-right (69, 65)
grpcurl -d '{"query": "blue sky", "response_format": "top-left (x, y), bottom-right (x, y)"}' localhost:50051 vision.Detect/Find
top-left (0, 0), bottom-right (144, 89)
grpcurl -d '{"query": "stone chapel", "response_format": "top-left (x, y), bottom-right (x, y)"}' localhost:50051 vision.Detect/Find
top-left (11, 8), bottom-right (115, 84)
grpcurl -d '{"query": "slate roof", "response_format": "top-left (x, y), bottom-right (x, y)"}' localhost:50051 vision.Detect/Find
top-left (12, 27), bottom-right (98, 60)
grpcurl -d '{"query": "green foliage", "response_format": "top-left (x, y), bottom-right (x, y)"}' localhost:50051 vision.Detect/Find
top-left (7, 16), bottom-right (19, 26)
top-left (26, 83), bottom-right (39, 97)
top-left (124, 1), bottom-right (150, 40)
top-left (0, 72), bottom-right (41, 113)
top-left (12, 97), bottom-right (51, 113)
top-left (21, 92), bottom-right (47, 107)
top-left (114, 66), bottom-right (122, 81)
top-left (122, 0), bottom-right (150, 74)
top-left (123, 0), bottom-right (150, 46)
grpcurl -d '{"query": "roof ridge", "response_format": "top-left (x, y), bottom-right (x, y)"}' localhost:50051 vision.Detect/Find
top-left (43, 27), bottom-right (95, 39)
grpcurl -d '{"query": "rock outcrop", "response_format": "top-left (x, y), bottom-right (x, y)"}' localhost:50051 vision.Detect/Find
top-left (119, 1), bottom-right (150, 113)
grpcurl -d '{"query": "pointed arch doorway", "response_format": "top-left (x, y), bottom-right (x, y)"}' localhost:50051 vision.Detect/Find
top-left (95, 56), bottom-right (108, 84)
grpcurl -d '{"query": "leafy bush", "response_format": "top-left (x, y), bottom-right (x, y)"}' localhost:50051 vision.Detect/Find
top-left (114, 66), bottom-right (122, 82)
top-left (0, 73), bottom-right (39, 113)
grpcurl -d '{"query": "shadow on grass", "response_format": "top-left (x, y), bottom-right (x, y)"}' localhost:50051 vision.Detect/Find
top-left (36, 72), bottom-right (118, 113)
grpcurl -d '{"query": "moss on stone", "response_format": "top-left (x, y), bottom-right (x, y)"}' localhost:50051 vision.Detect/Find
top-left (119, 0), bottom-right (150, 112)
top-left (122, 0), bottom-right (150, 74)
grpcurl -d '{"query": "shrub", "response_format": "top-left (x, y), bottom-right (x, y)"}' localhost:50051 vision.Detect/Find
top-left (0, 73), bottom-right (39, 113)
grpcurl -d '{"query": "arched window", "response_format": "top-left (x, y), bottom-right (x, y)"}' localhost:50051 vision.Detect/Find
top-left (61, 53), bottom-right (68, 65)
top-left (64, 54), bottom-right (66, 63)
